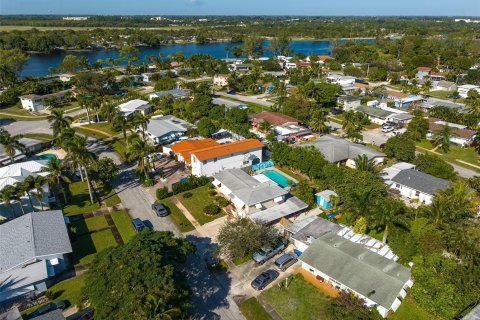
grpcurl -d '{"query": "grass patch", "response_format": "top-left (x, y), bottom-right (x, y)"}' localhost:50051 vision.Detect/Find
top-left (102, 184), bottom-right (121, 207)
top-left (74, 126), bottom-right (110, 139)
top-left (72, 229), bottom-right (117, 266)
top-left (416, 139), bottom-right (480, 170)
top-left (276, 166), bottom-right (307, 182)
top-left (22, 133), bottom-right (54, 141)
top-left (161, 198), bottom-right (195, 233)
top-left (70, 215), bottom-right (109, 235)
top-left (262, 274), bottom-right (332, 320)
top-left (63, 181), bottom-right (120, 215)
top-left (426, 90), bottom-right (457, 100)
top-left (239, 297), bottom-right (272, 320)
top-left (106, 138), bottom-right (128, 160)
top-left (232, 254), bottom-right (252, 266)
top-left (82, 122), bottom-right (120, 136)
top-left (390, 296), bottom-right (442, 320)
top-left (0, 105), bottom-right (46, 121)
top-left (327, 115), bottom-right (344, 124)
top-left (177, 185), bottom-right (226, 225)
top-left (111, 210), bottom-right (136, 243)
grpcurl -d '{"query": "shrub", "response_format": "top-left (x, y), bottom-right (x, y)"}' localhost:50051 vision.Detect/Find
top-left (156, 187), bottom-right (169, 200)
top-left (172, 175), bottom-right (211, 194)
top-left (203, 204), bottom-right (221, 216)
top-left (143, 178), bottom-right (154, 187)
top-left (216, 197), bottom-right (230, 207)
top-left (182, 192), bottom-right (192, 199)
top-left (208, 190), bottom-right (217, 197)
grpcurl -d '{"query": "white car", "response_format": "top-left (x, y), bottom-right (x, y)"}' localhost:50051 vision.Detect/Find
top-left (147, 152), bottom-right (163, 161)
top-left (382, 126), bottom-right (394, 133)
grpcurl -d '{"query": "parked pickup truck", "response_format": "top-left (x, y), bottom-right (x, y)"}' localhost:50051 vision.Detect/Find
top-left (253, 238), bottom-right (288, 264)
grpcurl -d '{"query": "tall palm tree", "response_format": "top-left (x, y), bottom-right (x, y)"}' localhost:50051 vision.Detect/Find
top-left (433, 124), bottom-right (452, 153)
top-left (309, 111), bottom-right (330, 134)
top-left (12, 184), bottom-right (26, 215)
top-left (47, 110), bottom-right (72, 140)
top-left (128, 134), bottom-right (155, 178)
top-left (0, 128), bottom-right (25, 163)
top-left (113, 113), bottom-right (132, 144)
top-left (33, 175), bottom-right (46, 211)
top-left (373, 198), bottom-right (407, 244)
top-left (16, 175), bottom-right (36, 212)
top-left (345, 130), bottom-right (363, 143)
top-left (258, 121), bottom-right (272, 134)
top-left (132, 112), bottom-right (150, 140)
top-left (0, 185), bottom-right (17, 217)
top-left (41, 157), bottom-right (71, 205)
top-left (353, 154), bottom-right (379, 173)
top-left (100, 100), bottom-right (118, 124)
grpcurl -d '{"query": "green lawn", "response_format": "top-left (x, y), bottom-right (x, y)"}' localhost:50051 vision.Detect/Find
top-left (74, 126), bottom-right (110, 139)
top-left (72, 229), bottom-right (117, 266)
top-left (239, 298), bottom-right (272, 320)
top-left (111, 210), bottom-right (137, 242)
top-left (82, 122), bottom-right (121, 136)
top-left (0, 105), bottom-right (47, 121)
top-left (390, 296), bottom-right (442, 320)
top-left (232, 254), bottom-right (252, 266)
top-left (22, 133), bottom-right (54, 141)
top-left (22, 275), bottom-right (86, 318)
top-left (70, 215), bottom-right (109, 236)
top-left (426, 90), bottom-right (457, 100)
top-left (177, 186), bottom-right (226, 225)
top-left (106, 138), bottom-right (129, 160)
top-left (161, 198), bottom-right (195, 233)
top-left (262, 274), bottom-right (332, 320)
top-left (416, 139), bottom-right (480, 169)
top-left (63, 181), bottom-right (120, 215)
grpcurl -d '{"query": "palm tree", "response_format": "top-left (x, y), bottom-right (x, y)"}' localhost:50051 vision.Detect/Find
top-left (342, 110), bottom-right (359, 133)
top-left (15, 175), bottom-right (36, 212)
top-left (373, 198), bottom-right (407, 244)
top-left (132, 112), bottom-right (150, 140)
top-left (309, 111), bottom-right (330, 134)
top-left (0, 185), bottom-right (17, 217)
top-left (0, 128), bottom-right (25, 163)
top-left (47, 110), bottom-right (72, 140)
top-left (258, 121), bottom-right (272, 134)
top-left (433, 124), bottom-right (452, 153)
top-left (33, 176), bottom-right (46, 211)
top-left (128, 134), bottom-right (155, 178)
top-left (100, 100), bottom-right (118, 124)
top-left (113, 113), bottom-right (132, 144)
top-left (466, 89), bottom-right (480, 116)
top-left (41, 157), bottom-right (71, 205)
top-left (345, 130), bottom-right (363, 143)
top-left (421, 80), bottom-right (432, 94)
top-left (353, 154), bottom-right (379, 173)
top-left (12, 184), bottom-right (26, 215)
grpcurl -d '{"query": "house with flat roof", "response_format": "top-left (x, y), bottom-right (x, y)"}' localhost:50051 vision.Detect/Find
top-left (213, 168), bottom-right (307, 223)
top-left (148, 88), bottom-right (190, 100)
top-left (212, 97), bottom-right (248, 110)
top-left (300, 233), bottom-right (412, 318)
top-left (0, 210), bottom-right (72, 305)
top-left (433, 80), bottom-right (456, 92)
top-left (0, 137), bottom-right (47, 165)
top-left (0, 307), bottom-right (22, 320)
top-left (190, 139), bottom-right (264, 176)
top-left (274, 124), bottom-right (312, 143)
top-left (337, 96), bottom-right (361, 111)
top-left (118, 99), bottom-right (152, 117)
top-left (299, 135), bottom-right (385, 168)
top-left (19, 90), bottom-right (72, 112)
top-left (0, 160), bottom-right (53, 219)
top-left (427, 118), bottom-right (476, 147)
top-left (144, 115), bottom-right (195, 145)
top-left (287, 216), bottom-right (342, 252)
top-left (213, 74), bottom-right (229, 87)
top-left (252, 111), bottom-right (300, 128)
top-left (458, 84), bottom-right (480, 98)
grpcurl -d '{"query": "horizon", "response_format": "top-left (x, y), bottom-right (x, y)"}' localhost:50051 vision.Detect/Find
top-left (1, 0), bottom-right (479, 16)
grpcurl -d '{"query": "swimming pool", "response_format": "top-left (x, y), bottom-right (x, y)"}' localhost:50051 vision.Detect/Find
top-left (35, 153), bottom-right (58, 161)
top-left (262, 170), bottom-right (296, 188)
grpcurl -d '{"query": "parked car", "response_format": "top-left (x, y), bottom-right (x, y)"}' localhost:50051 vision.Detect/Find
top-left (252, 238), bottom-right (288, 264)
top-left (274, 253), bottom-right (298, 271)
top-left (382, 126), bottom-right (394, 133)
top-left (148, 152), bottom-right (163, 162)
top-left (152, 203), bottom-right (169, 217)
top-left (66, 307), bottom-right (95, 320)
top-left (132, 218), bottom-right (146, 233)
top-left (382, 122), bottom-right (395, 129)
top-left (251, 269), bottom-right (280, 290)
top-left (31, 301), bottom-right (67, 317)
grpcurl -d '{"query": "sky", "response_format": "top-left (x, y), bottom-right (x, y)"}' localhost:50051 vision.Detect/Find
top-left (0, 0), bottom-right (479, 16)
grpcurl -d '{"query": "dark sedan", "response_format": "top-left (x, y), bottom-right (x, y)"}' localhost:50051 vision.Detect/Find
top-left (251, 269), bottom-right (279, 290)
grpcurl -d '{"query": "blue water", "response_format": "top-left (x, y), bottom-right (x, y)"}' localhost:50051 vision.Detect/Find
top-left (262, 169), bottom-right (296, 188)
top-left (21, 40), bottom-right (347, 78)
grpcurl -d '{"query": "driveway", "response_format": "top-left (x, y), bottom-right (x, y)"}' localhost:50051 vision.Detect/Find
top-left (361, 128), bottom-right (389, 146)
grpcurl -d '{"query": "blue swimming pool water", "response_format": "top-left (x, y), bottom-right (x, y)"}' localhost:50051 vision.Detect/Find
top-left (262, 170), bottom-right (296, 188)
top-left (35, 153), bottom-right (58, 161)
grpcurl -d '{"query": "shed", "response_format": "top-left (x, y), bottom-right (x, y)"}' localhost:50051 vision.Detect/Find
top-left (315, 190), bottom-right (338, 209)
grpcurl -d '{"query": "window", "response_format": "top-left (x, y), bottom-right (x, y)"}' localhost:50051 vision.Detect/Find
top-left (214, 158), bottom-right (217, 162)
top-left (395, 184), bottom-right (400, 188)
top-left (415, 191), bottom-right (420, 197)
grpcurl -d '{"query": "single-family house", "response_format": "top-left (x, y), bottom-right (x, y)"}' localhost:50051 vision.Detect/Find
top-left (144, 115), bottom-right (195, 145)
top-left (252, 111), bottom-right (300, 128)
top-left (421, 98), bottom-right (465, 112)
top-left (380, 162), bottom-right (417, 185)
top-left (299, 135), bottom-right (386, 168)
top-left (141, 72), bottom-right (155, 82)
top-left (274, 124), bottom-right (312, 143)
top-left (433, 80), bottom-right (457, 92)
top-left (0, 138), bottom-right (47, 165)
top-left (0, 210), bottom-right (72, 305)
top-left (284, 62), bottom-right (297, 70)
top-left (190, 139), bottom-right (264, 177)
top-left (356, 105), bottom-right (394, 125)
top-left (19, 90), bottom-right (72, 112)
top-left (315, 190), bottom-right (337, 209)
top-left (385, 91), bottom-right (423, 108)
top-left (168, 138), bottom-right (219, 163)
top-left (228, 64), bottom-right (252, 72)
top-left (458, 84), bottom-right (480, 98)
top-left (213, 74), bottom-right (229, 87)
top-left (427, 118), bottom-right (476, 147)
top-left (148, 88), bottom-right (190, 100)
top-left (57, 74), bottom-right (75, 82)
top-left (213, 168), bottom-right (307, 223)
top-left (326, 74), bottom-right (356, 86)
top-left (117, 99), bottom-right (152, 117)
top-left (429, 73), bottom-right (446, 82)
top-left (285, 216), bottom-right (342, 252)
top-left (415, 67), bottom-right (432, 79)
top-left (389, 168), bottom-right (450, 205)
top-left (0, 307), bottom-right (22, 320)
top-left (337, 96), bottom-right (361, 111)
top-left (300, 233), bottom-right (412, 318)
top-left (0, 160), bottom-right (53, 219)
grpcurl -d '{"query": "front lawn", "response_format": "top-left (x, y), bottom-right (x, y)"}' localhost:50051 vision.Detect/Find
top-left (70, 215), bottom-right (109, 236)
top-left (415, 140), bottom-right (480, 169)
top-left (63, 181), bottom-right (120, 215)
top-left (161, 198), bottom-right (195, 233)
top-left (22, 133), bottom-right (54, 141)
top-left (106, 138), bottom-right (128, 160)
top-left (111, 210), bottom-right (136, 242)
top-left (239, 298), bottom-right (272, 320)
top-left (82, 122), bottom-right (121, 136)
top-left (177, 186), bottom-right (226, 225)
top-left (261, 274), bottom-right (332, 320)
top-left (72, 229), bottom-right (117, 266)
top-left (74, 126), bottom-right (110, 139)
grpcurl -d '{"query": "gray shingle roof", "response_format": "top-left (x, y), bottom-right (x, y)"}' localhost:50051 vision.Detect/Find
top-left (249, 196), bottom-right (308, 224)
top-left (300, 233), bottom-right (411, 310)
top-left (0, 210), bottom-right (72, 272)
top-left (390, 169), bottom-right (450, 196)
top-left (30, 310), bottom-right (66, 320)
top-left (146, 116), bottom-right (195, 138)
top-left (291, 217), bottom-right (342, 244)
top-left (299, 135), bottom-right (385, 163)
top-left (0, 307), bottom-right (22, 320)
top-left (356, 105), bottom-right (393, 119)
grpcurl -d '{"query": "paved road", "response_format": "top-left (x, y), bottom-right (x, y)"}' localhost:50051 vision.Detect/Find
top-left (217, 92), bottom-right (274, 108)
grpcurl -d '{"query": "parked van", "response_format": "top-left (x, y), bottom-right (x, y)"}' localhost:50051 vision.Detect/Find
top-left (274, 253), bottom-right (298, 271)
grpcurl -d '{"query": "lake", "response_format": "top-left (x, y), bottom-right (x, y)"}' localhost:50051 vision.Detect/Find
top-left (21, 40), bottom-right (345, 78)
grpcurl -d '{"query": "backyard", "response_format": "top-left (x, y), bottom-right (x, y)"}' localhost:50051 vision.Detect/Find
top-left (261, 274), bottom-right (332, 320)
top-left (161, 198), bottom-right (195, 232)
top-left (72, 229), bottom-right (117, 266)
top-left (177, 185), bottom-right (226, 225)
top-left (111, 210), bottom-right (137, 242)
top-left (390, 296), bottom-right (441, 320)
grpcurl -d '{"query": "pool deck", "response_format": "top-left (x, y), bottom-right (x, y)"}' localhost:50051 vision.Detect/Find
top-left (257, 167), bottom-right (299, 183)
top-left (37, 148), bottom-right (66, 160)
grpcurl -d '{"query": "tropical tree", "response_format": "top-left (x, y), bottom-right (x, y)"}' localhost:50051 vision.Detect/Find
top-left (16, 175), bottom-right (36, 212)
top-left (113, 113), bottom-right (132, 144)
top-left (0, 128), bottom-right (25, 163)
top-left (345, 130), bottom-right (363, 142)
top-left (371, 198), bottom-right (407, 244)
top-left (466, 89), bottom-right (480, 117)
top-left (433, 124), bottom-right (452, 153)
top-left (47, 109), bottom-right (72, 140)
top-left (258, 121), bottom-right (272, 134)
top-left (41, 157), bottom-right (71, 205)
top-left (421, 80), bottom-right (433, 94)
top-left (0, 185), bottom-right (17, 217)
top-left (309, 111), bottom-right (330, 134)
top-left (119, 45), bottom-right (140, 67)
top-left (128, 134), bottom-right (155, 179)
top-left (407, 115), bottom-right (429, 141)
top-left (33, 176), bottom-right (46, 211)
top-left (100, 100), bottom-right (119, 123)
top-left (353, 154), bottom-right (379, 173)
top-left (12, 184), bottom-right (26, 215)
top-left (131, 112), bottom-right (150, 140)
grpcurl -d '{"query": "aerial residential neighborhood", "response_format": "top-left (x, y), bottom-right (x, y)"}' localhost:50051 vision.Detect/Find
top-left (0, 3), bottom-right (480, 320)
